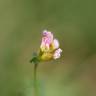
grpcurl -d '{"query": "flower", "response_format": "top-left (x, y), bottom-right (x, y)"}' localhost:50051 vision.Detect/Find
top-left (39, 30), bottom-right (62, 61)
top-left (40, 30), bottom-right (53, 52)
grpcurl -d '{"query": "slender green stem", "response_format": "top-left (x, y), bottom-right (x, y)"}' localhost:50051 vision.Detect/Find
top-left (34, 63), bottom-right (38, 96)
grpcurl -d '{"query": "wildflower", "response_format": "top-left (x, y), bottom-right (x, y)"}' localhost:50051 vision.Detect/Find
top-left (29, 30), bottom-right (63, 96)
top-left (39, 30), bottom-right (62, 61)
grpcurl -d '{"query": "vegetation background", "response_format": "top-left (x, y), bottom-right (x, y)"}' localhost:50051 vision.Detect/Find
top-left (0, 0), bottom-right (96, 96)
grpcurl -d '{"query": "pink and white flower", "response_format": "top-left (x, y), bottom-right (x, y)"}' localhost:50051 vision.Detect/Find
top-left (40, 30), bottom-right (62, 60)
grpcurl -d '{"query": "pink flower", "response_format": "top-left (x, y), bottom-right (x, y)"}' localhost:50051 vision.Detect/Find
top-left (40, 30), bottom-right (62, 60)
top-left (40, 30), bottom-right (53, 52)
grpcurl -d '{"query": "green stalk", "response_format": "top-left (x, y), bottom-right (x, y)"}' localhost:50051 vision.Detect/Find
top-left (34, 63), bottom-right (38, 96)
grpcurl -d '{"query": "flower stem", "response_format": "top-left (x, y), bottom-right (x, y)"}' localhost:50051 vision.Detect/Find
top-left (34, 63), bottom-right (38, 96)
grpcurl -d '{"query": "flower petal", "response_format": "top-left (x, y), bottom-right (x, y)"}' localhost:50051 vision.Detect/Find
top-left (53, 39), bottom-right (59, 49)
top-left (53, 48), bottom-right (62, 59)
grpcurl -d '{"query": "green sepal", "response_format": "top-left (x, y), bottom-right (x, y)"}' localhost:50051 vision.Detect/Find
top-left (30, 52), bottom-right (40, 64)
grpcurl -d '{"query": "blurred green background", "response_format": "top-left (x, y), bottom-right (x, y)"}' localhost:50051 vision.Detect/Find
top-left (0, 0), bottom-right (96, 96)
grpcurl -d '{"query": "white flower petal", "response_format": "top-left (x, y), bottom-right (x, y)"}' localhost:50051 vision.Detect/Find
top-left (57, 48), bottom-right (62, 53)
top-left (53, 48), bottom-right (62, 59)
top-left (53, 39), bottom-right (59, 49)
top-left (53, 53), bottom-right (61, 59)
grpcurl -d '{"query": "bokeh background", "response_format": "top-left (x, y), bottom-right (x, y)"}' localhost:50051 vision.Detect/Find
top-left (0, 0), bottom-right (96, 96)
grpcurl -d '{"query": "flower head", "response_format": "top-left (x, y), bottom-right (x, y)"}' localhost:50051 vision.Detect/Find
top-left (39, 30), bottom-right (62, 61)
